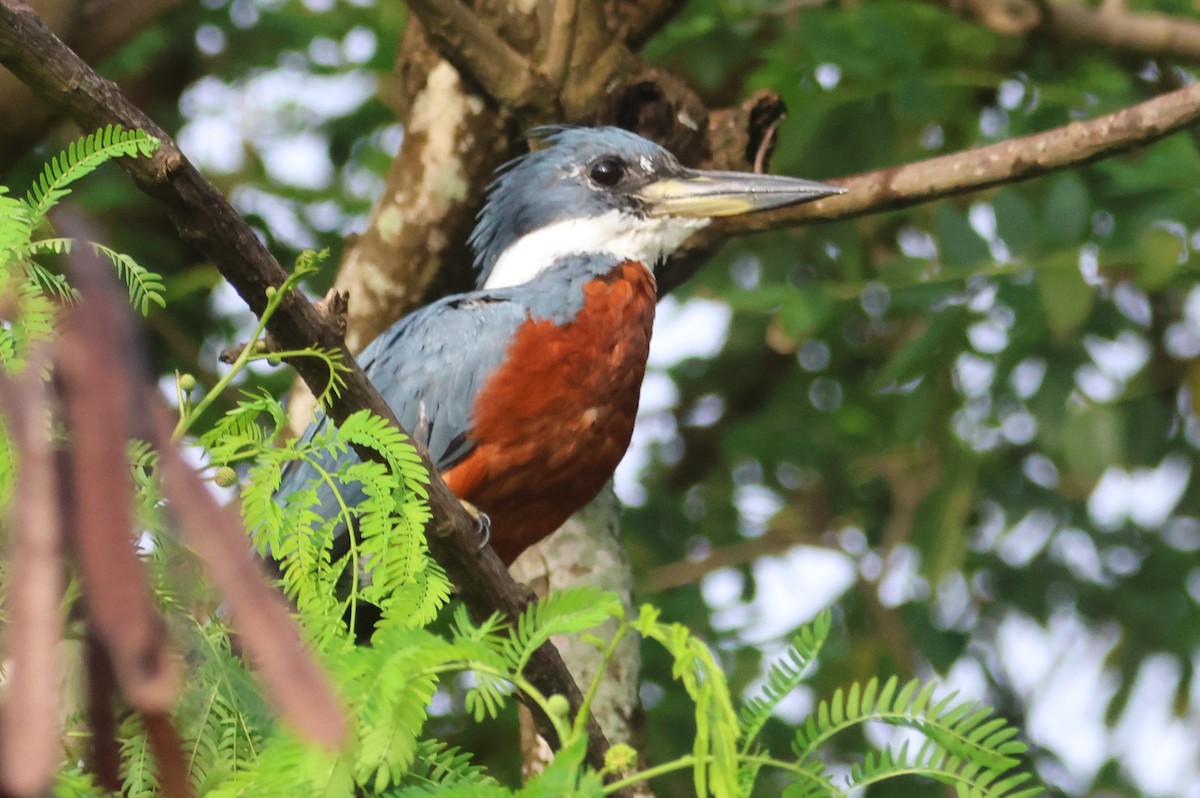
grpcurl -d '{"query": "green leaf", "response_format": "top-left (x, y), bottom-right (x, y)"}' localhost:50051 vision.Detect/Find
top-left (0, 188), bottom-right (33, 267)
top-left (872, 305), bottom-right (968, 391)
top-left (1041, 171), bottom-right (1090, 249)
top-left (1035, 252), bottom-right (1093, 340)
top-left (1134, 226), bottom-right (1186, 291)
top-left (935, 205), bottom-right (990, 269)
top-left (24, 125), bottom-right (159, 223)
top-left (991, 190), bottom-right (1038, 258)
top-left (1063, 405), bottom-right (1123, 480)
top-left (778, 284), bottom-right (835, 341)
top-left (26, 238), bottom-right (165, 315)
top-left (506, 587), bottom-right (622, 673)
top-left (739, 611), bottom-right (832, 749)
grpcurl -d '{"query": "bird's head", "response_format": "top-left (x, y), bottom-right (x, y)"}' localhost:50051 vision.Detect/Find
top-left (470, 126), bottom-right (844, 290)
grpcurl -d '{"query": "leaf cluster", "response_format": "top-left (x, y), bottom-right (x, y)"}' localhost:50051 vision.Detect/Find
top-left (0, 125), bottom-right (164, 373)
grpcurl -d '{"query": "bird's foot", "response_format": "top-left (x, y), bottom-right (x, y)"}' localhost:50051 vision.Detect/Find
top-left (459, 500), bottom-right (492, 550)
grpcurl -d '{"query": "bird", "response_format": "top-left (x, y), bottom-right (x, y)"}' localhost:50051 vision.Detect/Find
top-left (281, 125), bottom-right (843, 565)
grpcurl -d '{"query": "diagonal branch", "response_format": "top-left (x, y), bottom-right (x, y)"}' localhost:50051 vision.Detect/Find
top-left (404, 0), bottom-right (545, 109)
top-left (713, 78), bottom-right (1200, 235)
top-left (0, 0), bottom-right (614, 774)
top-left (0, 0), bottom-right (179, 173)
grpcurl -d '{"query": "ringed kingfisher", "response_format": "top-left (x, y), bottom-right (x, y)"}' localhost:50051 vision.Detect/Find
top-left (282, 126), bottom-right (842, 565)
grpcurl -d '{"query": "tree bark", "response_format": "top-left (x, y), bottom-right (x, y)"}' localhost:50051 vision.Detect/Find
top-left (510, 487), bottom-right (650, 794)
top-left (953, 0), bottom-right (1200, 62)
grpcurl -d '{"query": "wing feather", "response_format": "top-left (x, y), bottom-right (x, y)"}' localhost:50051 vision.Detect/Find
top-left (277, 291), bottom-right (527, 526)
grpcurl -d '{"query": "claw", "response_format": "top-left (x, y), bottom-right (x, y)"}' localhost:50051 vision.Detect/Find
top-left (459, 499), bottom-right (492, 550)
top-left (474, 513), bottom-right (492, 550)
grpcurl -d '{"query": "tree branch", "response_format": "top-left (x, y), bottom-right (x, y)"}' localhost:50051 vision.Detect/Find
top-left (602, 0), bottom-right (687, 49)
top-left (403, 0), bottom-right (544, 110)
top-left (956, 0), bottom-right (1200, 62)
top-left (639, 531), bottom-right (818, 595)
top-left (539, 0), bottom-right (578, 90)
top-left (0, 0), bottom-right (178, 172)
top-left (712, 79), bottom-right (1200, 236)
top-left (0, 0), bottom-right (613, 773)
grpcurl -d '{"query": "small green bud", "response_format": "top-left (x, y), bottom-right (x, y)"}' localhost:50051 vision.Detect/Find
top-left (265, 285), bottom-right (277, 298)
top-left (214, 466), bottom-right (238, 488)
top-left (177, 373), bottom-right (196, 391)
top-left (546, 694), bottom-right (571, 719)
top-left (604, 743), bottom-right (637, 773)
top-left (267, 354), bottom-right (281, 366)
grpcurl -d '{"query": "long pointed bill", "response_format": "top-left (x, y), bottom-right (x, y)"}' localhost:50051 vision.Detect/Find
top-left (635, 169), bottom-right (845, 218)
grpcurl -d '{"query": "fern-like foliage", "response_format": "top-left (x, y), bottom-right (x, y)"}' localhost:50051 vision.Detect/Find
top-left (226, 397), bottom-right (445, 640)
top-left (52, 768), bottom-right (103, 798)
top-left (22, 256), bottom-right (75, 302)
top-left (739, 610), bottom-right (832, 750)
top-left (120, 716), bottom-right (160, 798)
top-left (504, 586), bottom-right (623, 673)
top-left (24, 124), bottom-right (158, 223)
top-left (391, 740), bottom-right (499, 792)
top-left (0, 275), bottom-right (56, 372)
top-left (175, 620), bottom-right (271, 793)
top-left (0, 187), bottom-right (32, 267)
top-left (0, 126), bottom-right (164, 376)
top-left (197, 391), bottom-right (291, 465)
top-left (633, 604), bottom-right (742, 798)
top-left (27, 238), bottom-right (166, 314)
top-left (783, 675), bottom-right (1038, 798)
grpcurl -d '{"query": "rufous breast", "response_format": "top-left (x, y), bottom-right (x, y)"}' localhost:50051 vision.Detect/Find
top-left (443, 260), bottom-right (657, 563)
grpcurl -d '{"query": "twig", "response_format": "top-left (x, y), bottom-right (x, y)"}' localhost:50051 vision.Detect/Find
top-left (141, 712), bottom-right (192, 798)
top-left (83, 632), bottom-right (122, 791)
top-left (752, 117), bottom-right (780, 175)
top-left (57, 212), bottom-right (179, 713)
top-left (715, 78), bottom-right (1200, 234)
top-left (219, 288), bottom-right (345, 363)
top-left (218, 336), bottom-right (271, 364)
top-left (956, 0), bottom-right (1200, 62)
top-left (612, 0), bottom-right (689, 49)
top-left (638, 518), bottom-right (825, 595)
top-left (0, 0), bottom-right (611, 771)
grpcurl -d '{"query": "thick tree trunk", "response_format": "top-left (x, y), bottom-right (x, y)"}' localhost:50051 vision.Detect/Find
top-left (509, 487), bottom-right (651, 792)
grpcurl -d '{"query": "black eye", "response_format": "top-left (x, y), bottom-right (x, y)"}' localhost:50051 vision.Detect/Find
top-left (589, 157), bottom-right (626, 187)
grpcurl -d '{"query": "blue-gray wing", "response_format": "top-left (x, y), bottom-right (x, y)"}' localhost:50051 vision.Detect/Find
top-left (276, 291), bottom-right (527, 521)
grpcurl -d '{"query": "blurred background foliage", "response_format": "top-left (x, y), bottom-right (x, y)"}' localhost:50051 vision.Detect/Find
top-left (5, 0), bottom-right (1200, 796)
